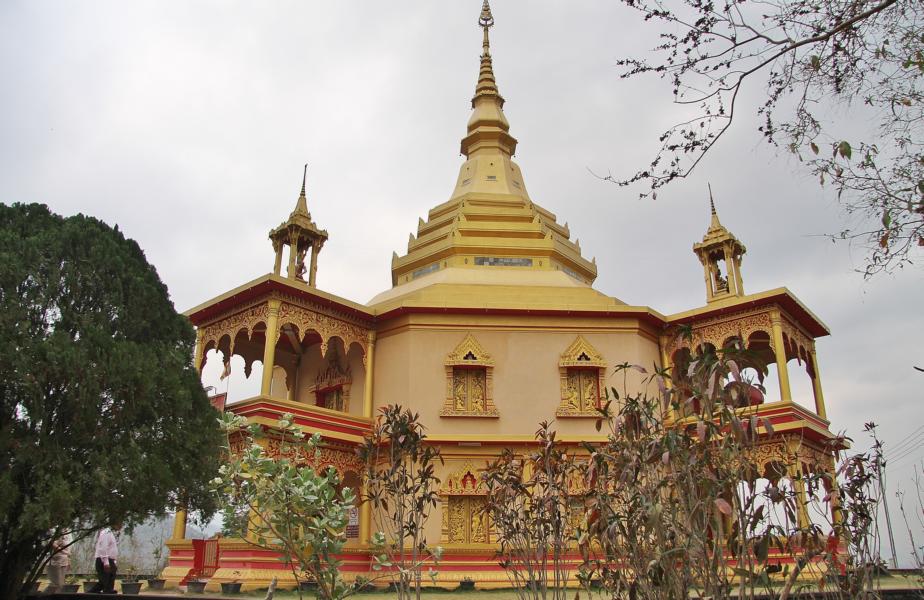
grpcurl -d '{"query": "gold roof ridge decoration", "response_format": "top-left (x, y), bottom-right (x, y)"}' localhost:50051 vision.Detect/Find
top-left (387, 1), bottom-right (598, 290)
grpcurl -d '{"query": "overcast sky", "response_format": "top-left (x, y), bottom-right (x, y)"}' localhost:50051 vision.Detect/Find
top-left (2, 1), bottom-right (922, 563)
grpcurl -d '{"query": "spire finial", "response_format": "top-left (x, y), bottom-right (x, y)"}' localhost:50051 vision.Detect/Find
top-left (479, 0), bottom-right (494, 54)
top-left (293, 163), bottom-right (310, 218)
top-left (707, 183), bottom-right (722, 229)
top-left (460, 0), bottom-right (517, 157)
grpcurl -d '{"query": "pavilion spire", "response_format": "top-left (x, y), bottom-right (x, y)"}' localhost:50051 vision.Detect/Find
top-left (269, 164), bottom-right (328, 286)
top-left (293, 163), bottom-right (310, 218)
top-left (460, 0), bottom-right (517, 157)
top-left (693, 186), bottom-right (746, 303)
top-left (708, 183), bottom-right (722, 230)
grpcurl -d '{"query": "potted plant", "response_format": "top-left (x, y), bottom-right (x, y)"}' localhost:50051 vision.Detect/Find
top-left (186, 578), bottom-right (208, 593)
top-left (121, 568), bottom-right (143, 595)
top-left (146, 575), bottom-right (166, 590)
top-left (297, 577), bottom-right (317, 592)
top-left (220, 571), bottom-right (243, 594)
top-left (82, 578), bottom-right (97, 592)
top-left (458, 577), bottom-right (475, 591)
top-left (147, 533), bottom-right (168, 590)
top-left (61, 575), bottom-right (81, 593)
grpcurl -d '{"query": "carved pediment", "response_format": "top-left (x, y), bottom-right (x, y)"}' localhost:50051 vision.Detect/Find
top-left (559, 335), bottom-right (605, 368)
top-left (441, 461), bottom-right (486, 495)
top-left (446, 334), bottom-right (494, 367)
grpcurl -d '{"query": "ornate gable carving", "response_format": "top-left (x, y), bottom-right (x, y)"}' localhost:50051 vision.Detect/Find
top-left (445, 334), bottom-right (494, 367)
top-left (441, 461), bottom-right (487, 495)
top-left (559, 335), bottom-right (606, 368)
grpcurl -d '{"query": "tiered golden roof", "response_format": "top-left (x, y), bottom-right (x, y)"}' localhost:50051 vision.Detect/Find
top-left (384, 0), bottom-right (598, 296)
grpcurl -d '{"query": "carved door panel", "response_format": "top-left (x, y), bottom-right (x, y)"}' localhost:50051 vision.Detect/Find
top-left (452, 368), bottom-right (487, 413)
top-left (446, 496), bottom-right (489, 543)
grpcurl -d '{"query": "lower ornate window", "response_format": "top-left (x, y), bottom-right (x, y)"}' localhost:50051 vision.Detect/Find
top-left (445, 496), bottom-right (490, 544)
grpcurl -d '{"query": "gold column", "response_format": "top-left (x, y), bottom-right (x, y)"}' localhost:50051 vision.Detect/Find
top-left (359, 501), bottom-right (372, 546)
top-left (260, 299), bottom-right (281, 396)
top-left (359, 331), bottom-right (375, 544)
top-left (658, 336), bottom-right (676, 422)
top-left (308, 241), bottom-right (320, 287)
top-left (363, 332), bottom-right (376, 419)
top-left (770, 314), bottom-right (792, 403)
top-left (702, 264), bottom-right (713, 300)
top-left (827, 455), bottom-right (844, 528)
top-left (287, 233), bottom-right (299, 279)
top-left (809, 344), bottom-right (827, 419)
top-left (170, 328), bottom-right (206, 542)
top-left (171, 509), bottom-right (188, 541)
top-left (273, 242), bottom-right (283, 276)
top-left (786, 441), bottom-right (811, 530)
top-left (733, 255), bottom-right (744, 295)
top-left (789, 468), bottom-right (812, 530)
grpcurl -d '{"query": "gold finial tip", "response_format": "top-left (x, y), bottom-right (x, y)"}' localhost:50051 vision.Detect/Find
top-left (479, 0), bottom-right (494, 28)
top-left (708, 183), bottom-right (716, 215)
top-left (300, 163), bottom-right (308, 197)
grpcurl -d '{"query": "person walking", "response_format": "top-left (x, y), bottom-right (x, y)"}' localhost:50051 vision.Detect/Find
top-left (90, 524), bottom-right (120, 594)
top-left (46, 532), bottom-right (71, 593)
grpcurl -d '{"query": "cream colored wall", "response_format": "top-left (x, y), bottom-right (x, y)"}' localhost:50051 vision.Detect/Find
top-left (371, 311), bottom-right (663, 548)
top-left (373, 314), bottom-right (661, 439)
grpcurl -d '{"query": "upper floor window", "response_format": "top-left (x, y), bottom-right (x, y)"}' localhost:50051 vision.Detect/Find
top-left (557, 336), bottom-right (606, 417)
top-left (441, 334), bottom-right (498, 417)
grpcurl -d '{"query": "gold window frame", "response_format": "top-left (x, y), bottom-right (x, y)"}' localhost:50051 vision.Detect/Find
top-left (441, 334), bottom-right (499, 417)
top-left (556, 335), bottom-right (606, 417)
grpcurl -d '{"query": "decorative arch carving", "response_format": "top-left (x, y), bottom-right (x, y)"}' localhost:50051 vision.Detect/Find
top-left (277, 301), bottom-right (369, 362)
top-left (441, 334), bottom-right (498, 418)
top-left (440, 461), bottom-right (487, 496)
top-left (557, 335), bottom-right (606, 417)
top-left (445, 334), bottom-right (494, 367)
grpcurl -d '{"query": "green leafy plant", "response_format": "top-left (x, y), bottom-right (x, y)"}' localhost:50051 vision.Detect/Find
top-left (575, 351), bottom-right (883, 600)
top-left (482, 421), bottom-right (577, 600)
top-left (212, 412), bottom-right (356, 600)
top-left (359, 405), bottom-right (443, 600)
top-left (0, 202), bottom-right (221, 598)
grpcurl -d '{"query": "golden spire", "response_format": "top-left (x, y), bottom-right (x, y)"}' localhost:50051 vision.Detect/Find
top-left (293, 163), bottom-right (310, 218)
top-left (708, 183), bottom-right (722, 230)
top-left (461, 0), bottom-right (517, 157)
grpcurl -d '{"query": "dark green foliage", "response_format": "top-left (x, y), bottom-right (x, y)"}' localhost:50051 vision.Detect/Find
top-left (0, 203), bottom-right (221, 599)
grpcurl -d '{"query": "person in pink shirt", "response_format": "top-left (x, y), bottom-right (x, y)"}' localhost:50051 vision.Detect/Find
top-left (90, 523), bottom-right (120, 594)
top-left (46, 532), bottom-right (71, 593)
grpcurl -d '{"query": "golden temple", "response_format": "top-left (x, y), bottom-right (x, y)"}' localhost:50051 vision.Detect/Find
top-left (162, 1), bottom-right (839, 590)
